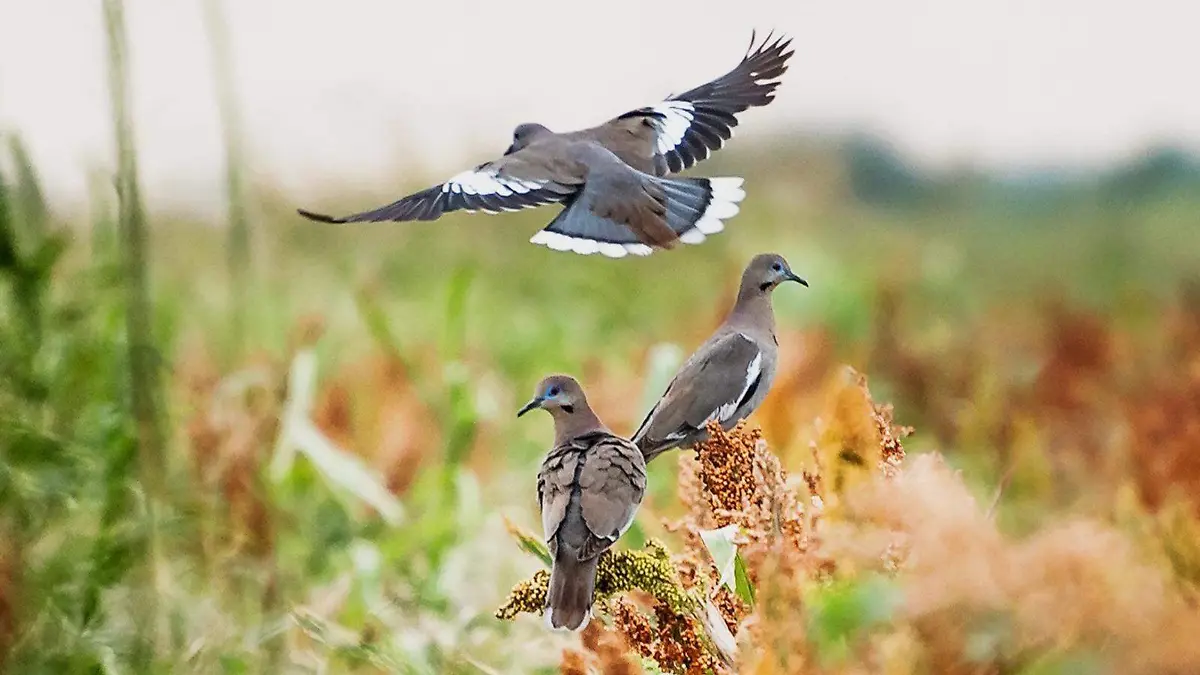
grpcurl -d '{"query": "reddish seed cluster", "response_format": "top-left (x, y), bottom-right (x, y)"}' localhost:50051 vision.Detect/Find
top-left (180, 347), bottom-right (282, 560)
top-left (559, 620), bottom-right (644, 675)
top-left (872, 400), bottom-right (911, 480)
top-left (695, 420), bottom-right (762, 524)
top-left (538, 373), bottom-right (915, 675)
top-left (606, 598), bottom-right (718, 675)
top-left (558, 647), bottom-right (590, 675)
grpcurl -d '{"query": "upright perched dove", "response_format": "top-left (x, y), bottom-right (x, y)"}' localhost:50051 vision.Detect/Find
top-left (518, 374), bottom-right (647, 630)
top-left (632, 253), bottom-right (807, 462)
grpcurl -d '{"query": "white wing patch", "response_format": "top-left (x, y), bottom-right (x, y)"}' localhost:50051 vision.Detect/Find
top-left (442, 168), bottom-right (545, 208)
top-left (649, 101), bottom-right (697, 155)
top-left (675, 177), bottom-right (747, 247)
top-left (529, 230), bottom-right (654, 258)
top-left (704, 337), bottom-right (763, 425)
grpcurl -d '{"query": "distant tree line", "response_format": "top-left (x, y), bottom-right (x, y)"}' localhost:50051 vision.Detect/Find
top-left (838, 133), bottom-right (1200, 210)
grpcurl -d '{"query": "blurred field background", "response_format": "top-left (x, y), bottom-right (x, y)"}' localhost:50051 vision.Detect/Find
top-left (3, 1), bottom-right (1200, 673)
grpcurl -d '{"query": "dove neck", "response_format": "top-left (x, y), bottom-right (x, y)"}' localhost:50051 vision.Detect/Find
top-left (728, 286), bottom-right (776, 337)
top-left (550, 406), bottom-right (607, 445)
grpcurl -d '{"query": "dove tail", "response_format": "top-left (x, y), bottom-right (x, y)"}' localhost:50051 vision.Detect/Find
top-left (652, 175), bottom-right (746, 247)
top-left (637, 439), bottom-right (679, 464)
top-left (528, 175), bottom-right (746, 258)
top-left (545, 552), bottom-right (599, 632)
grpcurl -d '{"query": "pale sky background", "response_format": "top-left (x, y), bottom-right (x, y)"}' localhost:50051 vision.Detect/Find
top-left (0, 0), bottom-right (1198, 217)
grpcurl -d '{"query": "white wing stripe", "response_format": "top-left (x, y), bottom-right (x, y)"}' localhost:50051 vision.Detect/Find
top-left (529, 230), bottom-right (654, 258)
top-left (709, 176), bottom-right (746, 203)
top-left (442, 169), bottom-right (545, 196)
top-left (650, 101), bottom-right (697, 155)
top-left (703, 338), bottom-right (763, 425)
top-left (674, 176), bottom-right (745, 246)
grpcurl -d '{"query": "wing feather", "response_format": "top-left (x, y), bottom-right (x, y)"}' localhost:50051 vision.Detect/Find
top-left (297, 148), bottom-right (581, 224)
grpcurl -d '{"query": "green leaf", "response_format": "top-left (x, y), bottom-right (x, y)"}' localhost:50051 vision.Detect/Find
top-left (621, 518), bottom-right (647, 551)
top-left (290, 418), bottom-right (404, 525)
top-left (699, 524), bottom-right (739, 593)
top-left (219, 654), bottom-right (250, 675)
top-left (269, 349), bottom-right (319, 480)
top-left (441, 265), bottom-right (478, 470)
top-left (8, 134), bottom-right (49, 237)
top-left (27, 233), bottom-right (68, 277)
top-left (5, 427), bottom-right (67, 470)
top-left (82, 528), bottom-right (143, 628)
top-left (354, 285), bottom-right (406, 365)
top-left (733, 553), bottom-right (756, 609)
top-left (271, 347), bottom-right (405, 525)
top-left (0, 166), bottom-right (17, 272)
top-left (503, 516), bottom-right (552, 568)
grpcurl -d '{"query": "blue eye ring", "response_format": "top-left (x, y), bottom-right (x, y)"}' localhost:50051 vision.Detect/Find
top-left (771, 262), bottom-right (784, 272)
top-left (547, 385), bottom-right (561, 397)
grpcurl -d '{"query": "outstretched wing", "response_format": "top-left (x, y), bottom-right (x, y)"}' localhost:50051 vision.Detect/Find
top-left (603, 31), bottom-right (794, 176)
top-left (296, 150), bottom-right (582, 224)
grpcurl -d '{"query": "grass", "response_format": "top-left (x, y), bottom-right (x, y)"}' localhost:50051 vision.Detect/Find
top-left (3, 22), bottom-right (1200, 672)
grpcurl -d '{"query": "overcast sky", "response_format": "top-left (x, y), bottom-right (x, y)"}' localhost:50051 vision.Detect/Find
top-left (1, 0), bottom-right (1198, 216)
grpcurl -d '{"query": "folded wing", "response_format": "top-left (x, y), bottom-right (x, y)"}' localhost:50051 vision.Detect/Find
top-left (632, 331), bottom-right (765, 457)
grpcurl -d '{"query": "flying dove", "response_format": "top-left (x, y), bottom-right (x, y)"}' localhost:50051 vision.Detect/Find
top-left (298, 32), bottom-right (793, 257)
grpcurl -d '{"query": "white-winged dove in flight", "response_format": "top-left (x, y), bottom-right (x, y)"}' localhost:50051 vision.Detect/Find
top-left (298, 31), bottom-right (794, 258)
top-left (518, 374), bottom-right (647, 631)
top-left (632, 253), bottom-right (807, 462)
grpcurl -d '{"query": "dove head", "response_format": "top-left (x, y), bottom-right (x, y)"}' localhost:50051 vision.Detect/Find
top-left (517, 374), bottom-right (588, 420)
top-left (740, 253), bottom-right (808, 297)
top-left (505, 123), bottom-right (552, 155)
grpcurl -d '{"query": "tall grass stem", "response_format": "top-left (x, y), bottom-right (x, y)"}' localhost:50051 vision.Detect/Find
top-left (103, 0), bottom-right (168, 659)
top-left (201, 0), bottom-right (251, 356)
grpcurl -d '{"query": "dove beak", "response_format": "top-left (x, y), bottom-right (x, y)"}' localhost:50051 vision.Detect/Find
top-left (787, 272), bottom-right (809, 287)
top-left (517, 397), bottom-right (543, 418)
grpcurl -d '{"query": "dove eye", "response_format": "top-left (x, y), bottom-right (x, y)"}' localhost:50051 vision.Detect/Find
top-left (547, 385), bottom-right (561, 397)
top-left (771, 262), bottom-right (783, 272)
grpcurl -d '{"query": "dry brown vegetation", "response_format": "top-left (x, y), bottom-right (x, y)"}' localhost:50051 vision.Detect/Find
top-left (492, 347), bottom-right (1200, 674)
top-left (163, 270), bottom-right (1200, 674)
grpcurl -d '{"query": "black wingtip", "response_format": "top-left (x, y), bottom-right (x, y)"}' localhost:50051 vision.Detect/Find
top-left (745, 28), bottom-right (760, 57)
top-left (296, 208), bottom-right (347, 224)
top-left (746, 28), bottom-right (793, 60)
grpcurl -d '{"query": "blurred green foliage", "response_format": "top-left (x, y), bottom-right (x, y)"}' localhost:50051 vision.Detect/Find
top-left (804, 574), bottom-right (903, 667)
top-left (2, 55), bottom-right (1200, 671)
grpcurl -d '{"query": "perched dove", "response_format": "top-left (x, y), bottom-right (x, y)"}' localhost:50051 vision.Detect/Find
top-left (518, 375), bottom-right (647, 630)
top-left (632, 253), bottom-right (807, 462)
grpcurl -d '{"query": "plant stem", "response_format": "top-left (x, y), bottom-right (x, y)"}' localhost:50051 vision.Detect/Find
top-left (103, 0), bottom-right (168, 659)
top-left (104, 0), bottom-right (164, 494)
top-left (202, 0), bottom-right (251, 356)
